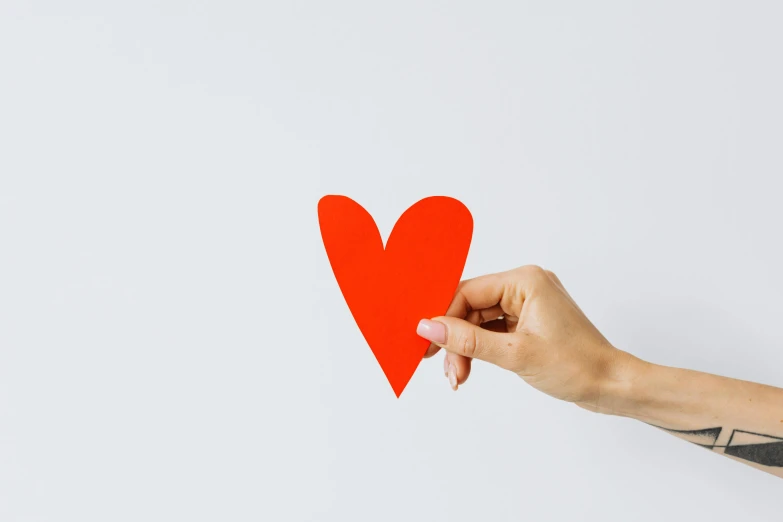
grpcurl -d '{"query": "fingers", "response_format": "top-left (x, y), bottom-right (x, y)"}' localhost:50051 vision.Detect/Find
top-left (468, 305), bottom-right (505, 324)
top-left (449, 273), bottom-right (513, 318)
top-left (423, 271), bottom-right (517, 363)
top-left (417, 316), bottom-right (517, 369)
top-left (422, 265), bottom-right (551, 381)
top-left (421, 303), bottom-right (504, 359)
top-left (439, 308), bottom-right (505, 388)
top-left (479, 318), bottom-right (508, 333)
top-left (453, 265), bottom-right (554, 318)
top-left (425, 278), bottom-right (507, 357)
top-left (443, 350), bottom-right (472, 390)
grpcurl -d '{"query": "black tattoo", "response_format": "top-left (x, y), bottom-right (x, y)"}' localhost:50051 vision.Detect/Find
top-left (652, 426), bottom-right (723, 448)
top-left (653, 424), bottom-right (783, 467)
top-left (724, 430), bottom-right (783, 467)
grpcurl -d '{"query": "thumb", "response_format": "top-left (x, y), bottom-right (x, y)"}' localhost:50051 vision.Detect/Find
top-left (416, 317), bottom-right (512, 368)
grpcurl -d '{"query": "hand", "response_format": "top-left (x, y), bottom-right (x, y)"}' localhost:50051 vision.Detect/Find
top-left (416, 265), bottom-right (639, 412)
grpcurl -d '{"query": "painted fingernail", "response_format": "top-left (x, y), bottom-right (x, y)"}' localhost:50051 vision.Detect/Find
top-left (416, 319), bottom-right (446, 344)
top-left (448, 364), bottom-right (458, 391)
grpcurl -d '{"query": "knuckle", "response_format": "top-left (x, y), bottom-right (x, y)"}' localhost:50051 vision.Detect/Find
top-left (518, 264), bottom-right (546, 279)
top-left (499, 276), bottom-right (524, 315)
top-left (485, 272), bottom-right (504, 289)
top-left (454, 328), bottom-right (479, 358)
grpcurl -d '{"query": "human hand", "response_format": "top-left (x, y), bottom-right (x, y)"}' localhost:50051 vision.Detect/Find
top-left (416, 265), bottom-right (639, 412)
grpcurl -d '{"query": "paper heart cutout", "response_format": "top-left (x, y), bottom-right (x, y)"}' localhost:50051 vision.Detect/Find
top-left (318, 195), bottom-right (473, 397)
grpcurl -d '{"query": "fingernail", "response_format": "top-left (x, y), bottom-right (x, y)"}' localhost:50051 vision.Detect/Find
top-left (448, 364), bottom-right (458, 390)
top-left (443, 355), bottom-right (449, 377)
top-left (416, 319), bottom-right (447, 344)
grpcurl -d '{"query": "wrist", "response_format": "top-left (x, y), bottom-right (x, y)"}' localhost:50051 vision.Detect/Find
top-left (594, 348), bottom-right (655, 417)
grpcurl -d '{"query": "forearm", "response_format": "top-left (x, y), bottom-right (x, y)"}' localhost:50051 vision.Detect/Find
top-left (603, 354), bottom-right (783, 478)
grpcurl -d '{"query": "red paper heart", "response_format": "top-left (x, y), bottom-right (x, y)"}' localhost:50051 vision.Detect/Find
top-left (318, 195), bottom-right (473, 397)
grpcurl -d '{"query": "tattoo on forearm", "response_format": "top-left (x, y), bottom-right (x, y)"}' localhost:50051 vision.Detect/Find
top-left (653, 425), bottom-right (783, 467)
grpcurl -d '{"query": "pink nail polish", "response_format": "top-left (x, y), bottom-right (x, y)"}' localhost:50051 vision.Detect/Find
top-left (448, 364), bottom-right (458, 390)
top-left (416, 319), bottom-right (447, 344)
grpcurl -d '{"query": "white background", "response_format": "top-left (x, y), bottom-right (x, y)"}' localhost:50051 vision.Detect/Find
top-left (1, 1), bottom-right (782, 520)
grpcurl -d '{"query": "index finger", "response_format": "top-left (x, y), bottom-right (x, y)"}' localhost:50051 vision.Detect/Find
top-left (449, 268), bottom-right (531, 318)
top-left (423, 270), bottom-right (516, 359)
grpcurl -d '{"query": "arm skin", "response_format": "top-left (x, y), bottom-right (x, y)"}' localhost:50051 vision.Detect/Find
top-left (603, 357), bottom-right (783, 478)
top-left (416, 265), bottom-right (783, 479)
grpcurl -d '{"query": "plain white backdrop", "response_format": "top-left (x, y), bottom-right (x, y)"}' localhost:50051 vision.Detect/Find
top-left (1, 1), bottom-right (782, 520)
